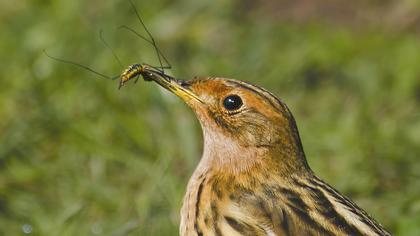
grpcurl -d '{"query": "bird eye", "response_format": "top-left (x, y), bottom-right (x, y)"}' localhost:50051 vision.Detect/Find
top-left (223, 95), bottom-right (243, 111)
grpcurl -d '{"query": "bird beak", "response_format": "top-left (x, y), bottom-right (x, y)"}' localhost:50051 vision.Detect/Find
top-left (145, 71), bottom-right (204, 104)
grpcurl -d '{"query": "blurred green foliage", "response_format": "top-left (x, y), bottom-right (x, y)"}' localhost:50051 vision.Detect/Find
top-left (1, 0), bottom-right (420, 235)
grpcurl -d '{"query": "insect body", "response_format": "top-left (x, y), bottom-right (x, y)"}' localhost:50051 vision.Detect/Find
top-left (119, 63), bottom-right (173, 89)
top-left (119, 64), bottom-right (146, 88)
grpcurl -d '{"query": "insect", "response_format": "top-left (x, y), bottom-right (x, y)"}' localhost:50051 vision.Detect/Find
top-left (44, 0), bottom-right (172, 89)
top-left (118, 63), bottom-right (174, 88)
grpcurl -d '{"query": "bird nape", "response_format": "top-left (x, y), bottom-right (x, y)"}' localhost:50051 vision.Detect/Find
top-left (121, 72), bottom-right (391, 236)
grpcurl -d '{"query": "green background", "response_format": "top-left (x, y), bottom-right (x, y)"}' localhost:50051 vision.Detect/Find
top-left (1, 0), bottom-right (420, 235)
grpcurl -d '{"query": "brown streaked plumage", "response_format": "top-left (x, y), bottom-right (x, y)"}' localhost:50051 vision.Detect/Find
top-left (121, 71), bottom-right (391, 236)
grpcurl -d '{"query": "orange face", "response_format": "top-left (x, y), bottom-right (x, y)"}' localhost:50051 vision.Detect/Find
top-left (143, 74), bottom-right (307, 172)
top-left (179, 77), bottom-right (301, 150)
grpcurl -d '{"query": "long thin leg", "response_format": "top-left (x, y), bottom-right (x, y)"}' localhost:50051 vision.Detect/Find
top-left (99, 29), bottom-right (124, 68)
top-left (43, 50), bottom-right (115, 80)
top-left (127, 0), bottom-right (171, 73)
top-left (118, 25), bottom-right (172, 70)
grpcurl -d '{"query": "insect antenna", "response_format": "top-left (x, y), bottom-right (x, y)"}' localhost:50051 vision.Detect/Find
top-left (43, 50), bottom-right (119, 80)
top-left (127, 0), bottom-right (171, 72)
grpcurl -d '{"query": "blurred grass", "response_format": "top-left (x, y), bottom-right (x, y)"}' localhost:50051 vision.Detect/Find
top-left (1, 0), bottom-right (420, 235)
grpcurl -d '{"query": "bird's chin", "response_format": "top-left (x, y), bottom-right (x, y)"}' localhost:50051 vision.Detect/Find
top-left (201, 129), bottom-right (267, 174)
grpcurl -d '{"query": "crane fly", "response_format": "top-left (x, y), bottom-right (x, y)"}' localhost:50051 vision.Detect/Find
top-left (118, 63), bottom-right (173, 89)
top-left (44, 0), bottom-right (172, 90)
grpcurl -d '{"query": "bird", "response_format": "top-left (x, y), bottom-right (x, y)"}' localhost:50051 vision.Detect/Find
top-left (121, 69), bottom-right (391, 235)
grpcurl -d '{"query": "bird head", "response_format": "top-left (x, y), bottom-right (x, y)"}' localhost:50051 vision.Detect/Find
top-left (145, 74), bottom-right (309, 174)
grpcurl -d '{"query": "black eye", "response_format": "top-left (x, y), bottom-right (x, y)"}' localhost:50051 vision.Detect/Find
top-left (223, 95), bottom-right (243, 111)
